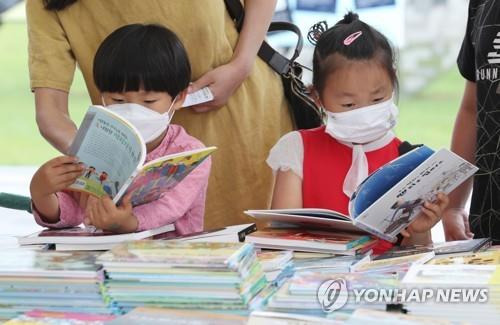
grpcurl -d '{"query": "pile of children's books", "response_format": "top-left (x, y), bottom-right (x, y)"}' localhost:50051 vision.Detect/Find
top-left (401, 247), bottom-right (500, 325)
top-left (97, 241), bottom-right (267, 313)
top-left (2, 232), bottom-right (499, 324)
top-left (256, 250), bottom-right (294, 285)
top-left (0, 248), bottom-right (113, 321)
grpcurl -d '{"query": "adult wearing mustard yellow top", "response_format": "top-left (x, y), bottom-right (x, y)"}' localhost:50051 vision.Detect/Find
top-left (26, 0), bottom-right (293, 229)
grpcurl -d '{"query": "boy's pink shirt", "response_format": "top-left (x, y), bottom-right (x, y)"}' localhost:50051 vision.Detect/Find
top-left (33, 125), bottom-right (211, 235)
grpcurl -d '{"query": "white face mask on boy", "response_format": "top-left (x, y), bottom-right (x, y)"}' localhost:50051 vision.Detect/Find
top-left (323, 96), bottom-right (399, 198)
top-left (104, 97), bottom-right (177, 143)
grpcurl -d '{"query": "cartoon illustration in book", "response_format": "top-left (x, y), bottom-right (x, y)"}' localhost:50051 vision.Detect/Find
top-left (385, 198), bottom-right (423, 234)
top-left (102, 182), bottom-right (114, 197)
top-left (84, 166), bottom-right (96, 179)
top-left (99, 171), bottom-right (108, 184)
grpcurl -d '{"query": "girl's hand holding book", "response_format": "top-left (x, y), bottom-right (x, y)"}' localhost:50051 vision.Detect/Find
top-left (400, 192), bottom-right (450, 238)
top-left (84, 194), bottom-right (138, 233)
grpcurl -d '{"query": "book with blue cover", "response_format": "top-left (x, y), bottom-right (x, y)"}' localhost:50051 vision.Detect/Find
top-left (246, 146), bottom-right (477, 242)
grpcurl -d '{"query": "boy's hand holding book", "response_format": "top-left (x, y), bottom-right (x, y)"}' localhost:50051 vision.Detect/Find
top-left (85, 194), bottom-right (138, 233)
top-left (30, 156), bottom-right (85, 223)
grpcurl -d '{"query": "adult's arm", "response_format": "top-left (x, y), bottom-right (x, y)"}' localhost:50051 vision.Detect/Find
top-left (26, 0), bottom-right (78, 152)
top-left (34, 88), bottom-right (77, 153)
top-left (442, 80), bottom-right (477, 240)
top-left (190, 0), bottom-right (277, 112)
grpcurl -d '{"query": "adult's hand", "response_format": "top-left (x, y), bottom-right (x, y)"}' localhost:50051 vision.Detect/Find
top-left (442, 208), bottom-right (474, 241)
top-left (189, 0), bottom-right (277, 113)
top-left (189, 61), bottom-right (250, 113)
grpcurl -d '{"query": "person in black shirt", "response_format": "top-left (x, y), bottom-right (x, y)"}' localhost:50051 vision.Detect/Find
top-left (444, 0), bottom-right (500, 244)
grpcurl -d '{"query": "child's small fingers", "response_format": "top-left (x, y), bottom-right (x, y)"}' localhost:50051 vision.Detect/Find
top-left (55, 163), bottom-right (85, 175)
top-left (421, 207), bottom-right (440, 224)
top-left (51, 156), bottom-right (78, 166)
top-left (424, 201), bottom-right (441, 215)
top-left (102, 196), bottom-right (115, 214)
top-left (400, 229), bottom-right (411, 237)
top-left (121, 194), bottom-right (133, 209)
top-left (97, 199), bottom-right (108, 220)
top-left (59, 170), bottom-right (84, 182)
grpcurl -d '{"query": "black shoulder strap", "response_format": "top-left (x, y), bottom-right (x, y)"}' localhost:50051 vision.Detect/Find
top-left (398, 141), bottom-right (423, 156)
top-left (223, 0), bottom-right (302, 75)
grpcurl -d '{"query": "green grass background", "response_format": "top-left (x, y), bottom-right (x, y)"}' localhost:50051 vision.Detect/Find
top-left (0, 22), bottom-right (464, 165)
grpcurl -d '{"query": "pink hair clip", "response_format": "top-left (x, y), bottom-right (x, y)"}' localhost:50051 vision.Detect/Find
top-left (343, 31), bottom-right (363, 46)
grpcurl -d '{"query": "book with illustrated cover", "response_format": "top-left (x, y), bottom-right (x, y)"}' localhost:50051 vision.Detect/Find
top-left (245, 228), bottom-right (372, 254)
top-left (427, 249), bottom-right (500, 265)
top-left (17, 223), bottom-right (175, 251)
top-left (67, 105), bottom-right (216, 206)
top-left (246, 146), bottom-right (477, 241)
top-left (373, 238), bottom-right (492, 260)
top-left (97, 241), bottom-right (255, 269)
top-left (0, 249), bottom-right (101, 278)
top-left (402, 264), bottom-right (499, 285)
top-left (256, 251), bottom-right (293, 272)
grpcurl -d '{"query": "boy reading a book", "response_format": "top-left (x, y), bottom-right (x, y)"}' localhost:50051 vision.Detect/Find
top-left (266, 13), bottom-right (449, 249)
top-left (30, 24), bottom-right (211, 235)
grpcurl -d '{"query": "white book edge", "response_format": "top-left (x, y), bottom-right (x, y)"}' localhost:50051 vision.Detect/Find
top-left (17, 223), bottom-right (175, 245)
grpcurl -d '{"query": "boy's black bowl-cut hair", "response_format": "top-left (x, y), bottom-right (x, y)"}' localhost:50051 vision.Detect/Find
top-left (93, 23), bottom-right (191, 98)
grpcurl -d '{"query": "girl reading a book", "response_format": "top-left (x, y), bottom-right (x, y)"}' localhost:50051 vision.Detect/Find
top-left (266, 13), bottom-right (449, 249)
top-left (30, 24), bottom-right (211, 235)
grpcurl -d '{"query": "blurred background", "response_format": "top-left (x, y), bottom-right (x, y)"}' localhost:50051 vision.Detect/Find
top-left (0, 0), bottom-right (468, 239)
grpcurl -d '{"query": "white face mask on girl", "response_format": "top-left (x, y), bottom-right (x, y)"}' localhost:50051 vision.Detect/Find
top-left (325, 96), bottom-right (399, 144)
top-left (104, 97), bottom-right (177, 143)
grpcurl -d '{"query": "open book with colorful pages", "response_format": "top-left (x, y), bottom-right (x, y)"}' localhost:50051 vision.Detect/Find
top-left (245, 228), bottom-right (375, 255)
top-left (16, 223), bottom-right (174, 251)
top-left (67, 105), bottom-right (215, 206)
top-left (246, 146), bottom-right (477, 242)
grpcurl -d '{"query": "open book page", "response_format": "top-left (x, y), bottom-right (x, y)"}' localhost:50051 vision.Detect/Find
top-left (350, 147), bottom-right (478, 241)
top-left (244, 209), bottom-right (360, 233)
top-left (68, 105), bottom-right (146, 200)
top-left (124, 146), bottom-right (216, 206)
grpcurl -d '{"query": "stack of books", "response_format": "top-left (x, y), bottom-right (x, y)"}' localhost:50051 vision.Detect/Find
top-left (97, 241), bottom-right (267, 313)
top-left (0, 248), bottom-right (112, 321)
top-left (401, 248), bottom-right (500, 325)
top-left (265, 270), bottom-right (400, 317)
top-left (17, 223), bottom-right (175, 251)
top-left (256, 250), bottom-right (294, 285)
top-left (245, 228), bottom-right (376, 255)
